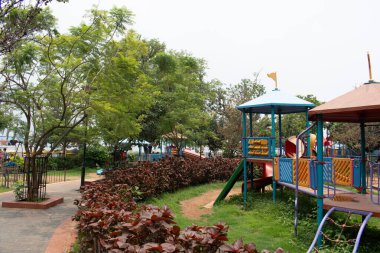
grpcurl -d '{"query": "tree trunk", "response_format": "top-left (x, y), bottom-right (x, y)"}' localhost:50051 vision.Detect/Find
top-left (26, 156), bottom-right (39, 201)
top-left (25, 155), bottom-right (46, 201)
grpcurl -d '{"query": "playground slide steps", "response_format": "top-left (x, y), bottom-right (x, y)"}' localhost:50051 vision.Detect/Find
top-left (307, 207), bottom-right (373, 253)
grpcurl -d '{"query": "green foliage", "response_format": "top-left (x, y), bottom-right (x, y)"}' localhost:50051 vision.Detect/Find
top-left (280, 94), bottom-right (322, 139)
top-left (127, 152), bottom-right (135, 162)
top-left (210, 75), bottom-right (266, 157)
top-left (1, 7), bottom-right (134, 200)
top-left (80, 145), bottom-right (109, 167)
top-left (329, 122), bottom-right (380, 153)
top-left (12, 181), bottom-right (25, 201)
top-left (0, 1), bottom-right (60, 54)
top-left (12, 155), bottom-right (24, 167)
top-left (93, 31), bottom-right (156, 148)
top-left (75, 159), bottom-right (270, 252)
top-left (48, 156), bottom-right (81, 170)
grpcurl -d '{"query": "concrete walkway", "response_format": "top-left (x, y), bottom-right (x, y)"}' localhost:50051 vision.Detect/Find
top-left (0, 180), bottom-right (83, 253)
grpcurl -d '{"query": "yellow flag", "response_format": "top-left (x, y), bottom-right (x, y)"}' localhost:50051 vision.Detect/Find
top-left (267, 72), bottom-right (278, 89)
top-left (267, 72), bottom-right (277, 82)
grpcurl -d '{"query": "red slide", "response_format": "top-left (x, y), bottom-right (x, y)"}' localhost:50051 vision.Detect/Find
top-left (183, 148), bottom-right (205, 160)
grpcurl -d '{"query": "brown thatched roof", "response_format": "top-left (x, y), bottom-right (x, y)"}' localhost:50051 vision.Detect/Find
top-left (308, 82), bottom-right (380, 122)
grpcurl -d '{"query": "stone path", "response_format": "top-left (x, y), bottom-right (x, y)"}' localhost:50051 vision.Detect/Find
top-left (0, 180), bottom-right (83, 253)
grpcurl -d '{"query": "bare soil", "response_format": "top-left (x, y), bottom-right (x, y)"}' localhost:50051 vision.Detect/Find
top-left (65, 172), bottom-right (103, 181)
top-left (180, 188), bottom-right (241, 220)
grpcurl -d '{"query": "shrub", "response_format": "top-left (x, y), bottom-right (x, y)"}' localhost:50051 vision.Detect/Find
top-left (104, 157), bottom-right (239, 198)
top-left (79, 145), bottom-right (109, 167)
top-left (48, 156), bottom-right (81, 170)
top-left (75, 157), bottom-right (284, 252)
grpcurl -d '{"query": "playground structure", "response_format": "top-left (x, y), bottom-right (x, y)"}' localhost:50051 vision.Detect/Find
top-left (214, 78), bottom-right (380, 252)
top-left (215, 87), bottom-right (315, 206)
top-left (136, 144), bottom-right (205, 162)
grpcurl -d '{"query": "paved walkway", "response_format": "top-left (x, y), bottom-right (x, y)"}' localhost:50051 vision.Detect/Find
top-left (0, 180), bottom-right (83, 253)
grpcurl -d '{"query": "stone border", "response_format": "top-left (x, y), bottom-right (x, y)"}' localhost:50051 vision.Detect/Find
top-left (2, 197), bottom-right (64, 209)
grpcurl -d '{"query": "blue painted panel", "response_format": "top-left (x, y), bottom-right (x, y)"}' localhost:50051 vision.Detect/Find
top-left (279, 158), bottom-right (293, 184)
top-left (150, 154), bottom-right (163, 161)
top-left (323, 157), bottom-right (333, 182)
top-left (353, 158), bottom-right (361, 188)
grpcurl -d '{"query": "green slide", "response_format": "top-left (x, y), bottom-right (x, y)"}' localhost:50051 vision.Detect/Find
top-left (214, 160), bottom-right (244, 205)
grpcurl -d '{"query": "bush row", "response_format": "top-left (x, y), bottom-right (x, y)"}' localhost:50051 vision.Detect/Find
top-left (104, 157), bottom-right (239, 199)
top-left (74, 157), bottom-right (285, 252)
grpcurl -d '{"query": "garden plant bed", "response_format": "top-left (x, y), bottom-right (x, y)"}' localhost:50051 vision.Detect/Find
top-left (2, 196), bottom-right (64, 209)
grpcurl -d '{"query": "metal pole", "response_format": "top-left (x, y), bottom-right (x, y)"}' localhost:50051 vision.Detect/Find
top-left (316, 115), bottom-right (324, 247)
top-left (271, 106), bottom-right (276, 203)
top-left (242, 112), bottom-right (247, 208)
top-left (306, 110), bottom-right (310, 157)
top-left (249, 111), bottom-right (253, 136)
top-left (294, 122), bottom-right (316, 236)
top-left (80, 115), bottom-right (88, 187)
top-left (360, 122), bottom-right (367, 194)
top-left (279, 113), bottom-right (282, 157)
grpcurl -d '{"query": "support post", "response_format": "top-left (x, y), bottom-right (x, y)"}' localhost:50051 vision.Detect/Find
top-left (271, 106), bottom-right (277, 203)
top-left (279, 113), bottom-right (282, 157)
top-left (249, 111), bottom-right (254, 197)
top-left (306, 110), bottom-right (310, 157)
top-left (360, 122), bottom-right (367, 194)
top-left (80, 115), bottom-right (88, 187)
top-left (249, 112), bottom-right (253, 136)
top-left (316, 115), bottom-right (324, 247)
top-left (242, 112), bottom-right (247, 208)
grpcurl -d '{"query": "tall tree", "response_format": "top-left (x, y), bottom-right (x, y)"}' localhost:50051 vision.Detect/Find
top-left (93, 31), bottom-right (155, 152)
top-left (0, 7), bottom-right (133, 200)
top-left (211, 74), bottom-right (266, 157)
top-left (280, 94), bottom-right (322, 138)
top-left (0, 0), bottom-right (66, 54)
top-left (154, 52), bottom-right (211, 152)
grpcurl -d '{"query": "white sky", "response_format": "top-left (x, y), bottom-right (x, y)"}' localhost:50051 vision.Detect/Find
top-left (50, 0), bottom-right (380, 102)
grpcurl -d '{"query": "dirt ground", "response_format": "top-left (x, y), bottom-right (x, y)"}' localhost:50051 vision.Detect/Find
top-left (64, 172), bottom-right (103, 181)
top-left (180, 188), bottom-right (241, 220)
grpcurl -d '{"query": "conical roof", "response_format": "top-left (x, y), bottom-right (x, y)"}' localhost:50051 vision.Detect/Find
top-left (308, 82), bottom-right (380, 122)
top-left (237, 88), bottom-right (315, 114)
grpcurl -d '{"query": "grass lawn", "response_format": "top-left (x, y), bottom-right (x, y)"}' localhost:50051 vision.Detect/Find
top-left (0, 186), bottom-right (11, 193)
top-left (62, 166), bottom-right (98, 178)
top-left (144, 182), bottom-right (380, 253)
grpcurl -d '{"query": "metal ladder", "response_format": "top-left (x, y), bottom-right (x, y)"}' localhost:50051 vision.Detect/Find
top-left (307, 207), bottom-right (373, 253)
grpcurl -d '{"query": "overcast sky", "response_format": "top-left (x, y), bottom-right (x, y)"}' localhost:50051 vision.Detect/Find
top-left (50, 0), bottom-right (380, 102)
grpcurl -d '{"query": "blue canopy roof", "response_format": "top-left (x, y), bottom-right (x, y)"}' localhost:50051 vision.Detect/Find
top-left (237, 88), bottom-right (315, 114)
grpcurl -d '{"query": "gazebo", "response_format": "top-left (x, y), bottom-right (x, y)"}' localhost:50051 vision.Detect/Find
top-left (215, 87), bottom-right (315, 206)
top-left (308, 81), bottom-right (380, 249)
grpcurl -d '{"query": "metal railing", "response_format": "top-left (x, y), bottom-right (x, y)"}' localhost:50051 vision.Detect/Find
top-left (307, 207), bottom-right (373, 253)
top-left (369, 162), bottom-right (380, 205)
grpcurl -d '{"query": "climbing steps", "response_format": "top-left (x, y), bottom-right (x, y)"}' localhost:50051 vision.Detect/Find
top-left (307, 207), bottom-right (373, 253)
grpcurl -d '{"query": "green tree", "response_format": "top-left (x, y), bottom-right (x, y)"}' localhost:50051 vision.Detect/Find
top-left (280, 94), bottom-right (322, 138)
top-left (92, 31), bottom-right (155, 154)
top-left (0, 0), bottom-right (66, 54)
top-left (156, 52), bottom-right (211, 153)
top-left (0, 7), bottom-right (133, 200)
top-left (329, 123), bottom-right (380, 155)
top-left (211, 74), bottom-right (266, 157)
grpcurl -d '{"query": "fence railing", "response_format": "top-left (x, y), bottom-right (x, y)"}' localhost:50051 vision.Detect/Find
top-left (0, 157), bottom-right (68, 191)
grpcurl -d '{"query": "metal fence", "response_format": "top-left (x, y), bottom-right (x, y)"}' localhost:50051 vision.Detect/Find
top-left (0, 157), bottom-right (67, 192)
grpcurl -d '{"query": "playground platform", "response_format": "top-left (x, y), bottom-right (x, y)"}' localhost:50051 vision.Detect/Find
top-left (324, 192), bottom-right (380, 218)
top-left (279, 182), bottom-right (380, 217)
